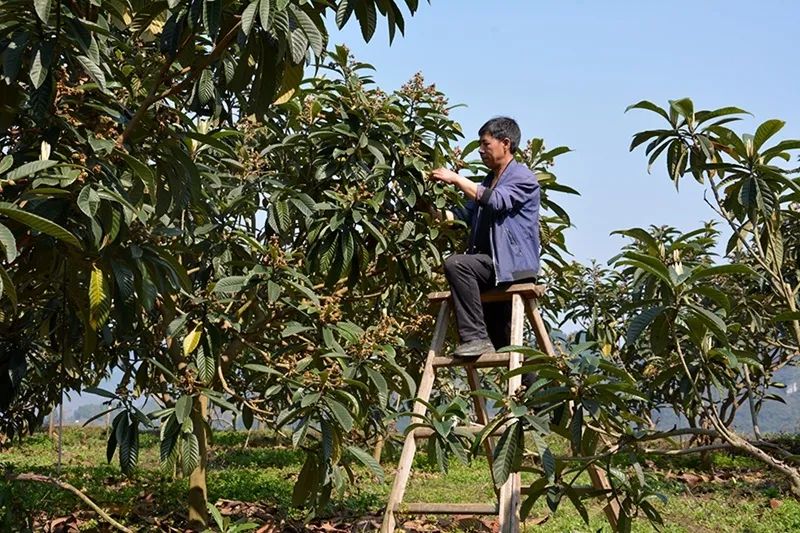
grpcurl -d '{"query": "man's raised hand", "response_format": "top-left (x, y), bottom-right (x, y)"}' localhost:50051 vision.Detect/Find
top-left (430, 167), bottom-right (461, 184)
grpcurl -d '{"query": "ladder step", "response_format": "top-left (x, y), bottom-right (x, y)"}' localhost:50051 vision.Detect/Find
top-left (432, 352), bottom-right (511, 368)
top-left (395, 503), bottom-right (498, 515)
top-left (428, 282), bottom-right (545, 303)
top-left (413, 424), bottom-right (505, 439)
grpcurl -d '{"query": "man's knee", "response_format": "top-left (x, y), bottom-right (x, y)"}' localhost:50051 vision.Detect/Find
top-left (444, 254), bottom-right (466, 279)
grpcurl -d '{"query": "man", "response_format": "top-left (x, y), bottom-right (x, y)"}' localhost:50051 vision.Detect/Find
top-left (431, 117), bottom-right (540, 357)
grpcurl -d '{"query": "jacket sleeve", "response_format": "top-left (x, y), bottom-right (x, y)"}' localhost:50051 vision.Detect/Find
top-left (452, 198), bottom-right (477, 226)
top-left (476, 174), bottom-right (538, 214)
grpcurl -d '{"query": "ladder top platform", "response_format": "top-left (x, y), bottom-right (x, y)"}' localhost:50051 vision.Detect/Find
top-left (427, 282), bottom-right (545, 303)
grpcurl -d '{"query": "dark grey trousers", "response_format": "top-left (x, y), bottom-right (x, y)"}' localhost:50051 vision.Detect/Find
top-left (443, 253), bottom-right (511, 348)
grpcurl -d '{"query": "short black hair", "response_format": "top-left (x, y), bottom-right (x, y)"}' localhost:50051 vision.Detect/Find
top-left (478, 117), bottom-right (521, 153)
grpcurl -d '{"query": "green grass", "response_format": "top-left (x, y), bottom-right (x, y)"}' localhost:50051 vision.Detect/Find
top-left (2, 427), bottom-right (799, 532)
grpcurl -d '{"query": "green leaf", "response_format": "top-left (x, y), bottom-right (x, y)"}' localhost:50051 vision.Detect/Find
top-left (669, 98), bottom-right (694, 122)
top-left (77, 186), bottom-right (101, 219)
top-left (625, 100), bottom-right (669, 121)
top-left (212, 275), bottom-right (248, 293)
top-left (3, 160), bottom-right (57, 181)
top-left (397, 220), bottom-right (414, 242)
top-left (626, 306), bottom-right (664, 345)
top-left (687, 303), bottom-right (727, 341)
top-left (617, 251), bottom-right (673, 287)
top-left (753, 119), bottom-right (785, 151)
top-left (197, 69), bottom-right (214, 105)
top-left (292, 452), bottom-right (319, 506)
top-left (0, 156), bottom-right (12, 175)
top-left (181, 432), bottom-right (200, 475)
top-left (120, 418), bottom-right (139, 475)
top-left (569, 406), bottom-right (583, 453)
top-left (355, 0), bottom-right (377, 41)
top-left (118, 152), bottom-right (156, 195)
top-left (195, 345), bottom-right (215, 384)
top-left (492, 421), bottom-right (521, 486)
top-left (76, 55), bottom-right (107, 90)
top-left (0, 265), bottom-right (17, 307)
top-left (259, 0), bottom-right (271, 29)
top-left (29, 49), bottom-right (49, 89)
top-left (0, 223), bottom-right (18, 263)
top-left (34, 0), bottom-right (52, 23)
top-left (325, 398), bottom-right (353, 432)
top-left (175, 395), bottom-right (193, 425)
top-left (267, 280), bottom-right (282, 302)
top-left (773, 312), bottom-right (800, 322)
top-left (0, 202), bottom-right (81, 249)
top-left (107, 412), bottom-right (123, 463)
top-left (335, 0), bottom-right (354, 27)
top-left (85, 387), bottom-right (117, 400)
top-left (241, 404), bottom-right (253, 430)
top-left (241, 0), bottom-right (259, 36)
top-left (684, 263), bottom-right (756, 285)
top-left (347, 445), bottom-right (384, 482)
top-left (281, 323), bottom-right (312, 337)
top-left (292, 6), bottom-right (323, 57)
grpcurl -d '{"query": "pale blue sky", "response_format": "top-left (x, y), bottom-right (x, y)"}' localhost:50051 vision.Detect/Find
top-left (329, 1), bottom-right (800, 264)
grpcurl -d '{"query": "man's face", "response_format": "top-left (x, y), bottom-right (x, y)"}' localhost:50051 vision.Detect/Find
top-left (478, 133), bottom-right (510, 169)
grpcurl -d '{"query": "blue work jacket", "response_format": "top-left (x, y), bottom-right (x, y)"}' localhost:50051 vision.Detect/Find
top-left (455, 160), bottom-right (541, 284)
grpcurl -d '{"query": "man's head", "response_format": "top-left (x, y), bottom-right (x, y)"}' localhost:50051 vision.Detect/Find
top-left (478, 117), bottom-right (520, 171)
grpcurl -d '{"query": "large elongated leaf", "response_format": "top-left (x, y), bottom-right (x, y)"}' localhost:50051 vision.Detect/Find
top-left (684, 263), bottom-right (756, 285)
top-left (181, 432), bottom-right (200, 475)
top-left (0, 223), bottom-right (17, 263)
top-left (347, 445), bottom-right (384, 481)
top-left (0, 202), bottom-right (82, 249)
top-left (3, 160), bottom-right (57, 180)
top-left (76, 55), bottom-right (107, 90)
top-left (183, 325), bottom-right (203, 355)
top-left (241, 0), bottom-right (259, 35)
top-left (325, 398), bottom-right (353, 432)
top-left (212, 275), bottom-right (248, 293)
top-left (89, 265), bottom-right (111, 330)
top-left (625, 100), bottom-right (670, 122)
top-left (34, 0), bottom-right (52, 23)
top-left (626, 306), bottom-right (663, 345)
top-left (0, 265), bottom-right (17, 307)
top-left (492, 421), bottom-right (521, 486)
top-left (753, 119), bottom-right (785, 151)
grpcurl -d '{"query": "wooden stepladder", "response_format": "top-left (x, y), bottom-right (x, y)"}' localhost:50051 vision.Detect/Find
top-left (381, 283), bottom-right (621, 533)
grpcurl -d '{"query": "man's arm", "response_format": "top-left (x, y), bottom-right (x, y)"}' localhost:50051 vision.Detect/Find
top-left (476, 175), bottom-right (539, 214)
top-left (430, 168), bottom-right (479, 200)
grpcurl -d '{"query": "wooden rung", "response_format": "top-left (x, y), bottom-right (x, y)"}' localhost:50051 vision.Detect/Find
top-left (428, 282), bottom-right (545, 303)
top-left (412, 424), bottom-right (505, 439)
top-left (432, 352), bottom-right (511, 368)
top-left (396, 503), bottom-right (498, 515)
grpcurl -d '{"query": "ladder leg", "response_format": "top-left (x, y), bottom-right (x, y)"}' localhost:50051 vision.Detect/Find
top-left (525, 298), bottom-right (555, 356)
top-left (526, 297), bottom-right (622, 530)
top-left (465, 366), bottom-right (498, 491)
top-left (498, 294), bottom-right (524, 533)
top-left (382, 301), bottom-right (450, 533)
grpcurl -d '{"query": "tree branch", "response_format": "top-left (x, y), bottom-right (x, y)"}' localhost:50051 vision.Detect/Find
top-left (7, 472), bottom-right (132, 533)
top-left (117, 20), bottom-right (243, 147)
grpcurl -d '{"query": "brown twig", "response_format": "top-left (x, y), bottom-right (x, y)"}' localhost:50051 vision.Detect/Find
top-left (7, 472), bottom-right (133, 532)
top-left (117, 20), bottom-right (243, 147)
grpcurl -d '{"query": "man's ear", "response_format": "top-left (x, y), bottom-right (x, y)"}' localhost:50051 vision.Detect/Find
top-left (502, 138), bottom-right (512, 153)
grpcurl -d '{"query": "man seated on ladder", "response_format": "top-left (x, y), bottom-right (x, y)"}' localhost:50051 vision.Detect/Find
top-left (430, 116), bottom-right (541, 357)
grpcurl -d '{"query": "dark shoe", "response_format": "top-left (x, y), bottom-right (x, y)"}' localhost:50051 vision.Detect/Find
top-left (453, 338), bottom-right (495, 357)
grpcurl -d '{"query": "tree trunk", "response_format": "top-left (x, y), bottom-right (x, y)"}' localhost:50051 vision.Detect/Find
top-left (373, 434), bottom-right (385, 462)
top-left (48, 405), bottom-right (56, 438)
top-left (187, 395), bottom-right (209, 530)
